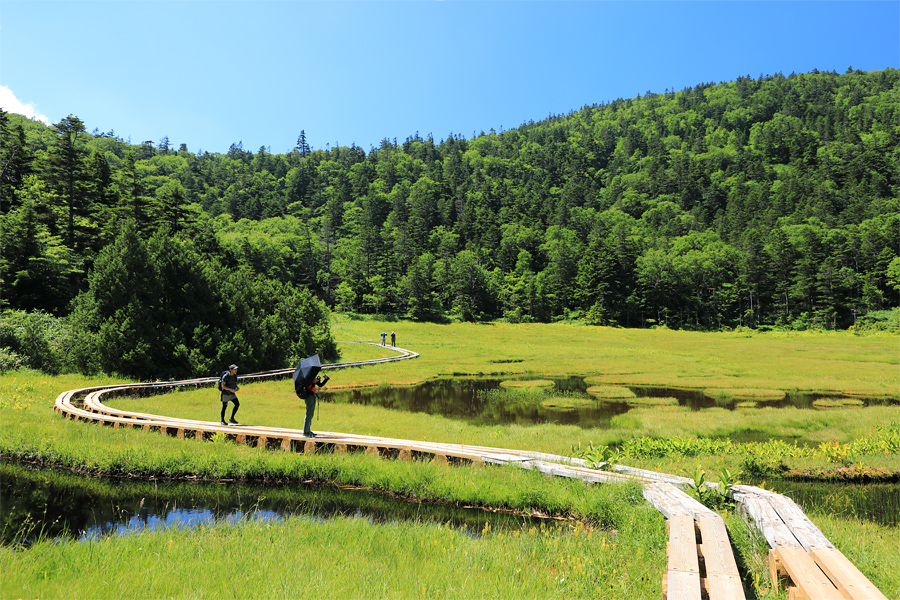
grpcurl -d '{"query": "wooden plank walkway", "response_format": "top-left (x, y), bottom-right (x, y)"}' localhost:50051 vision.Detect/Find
top-left (51, 344), bottom-right (886, 600)
top-left (731, 485), bottom-right (887, 600)
top-left (644, 482), bottom-right (746, 599)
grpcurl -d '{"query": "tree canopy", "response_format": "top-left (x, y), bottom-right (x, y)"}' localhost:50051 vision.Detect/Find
top-left (1, 68), bottom-right (898, 376)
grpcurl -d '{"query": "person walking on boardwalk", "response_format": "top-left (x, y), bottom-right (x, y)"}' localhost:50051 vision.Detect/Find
top-left (381, 331), bottom-right (386, 346)
top-left (391, 331), bottom-right (395, 347)
top-left (219, 364), bottom-right (241, 425)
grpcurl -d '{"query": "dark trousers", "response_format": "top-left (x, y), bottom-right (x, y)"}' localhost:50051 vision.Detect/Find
top-left (221, 395), bottom-right (239, 421)
top-left (303, 394), bottom-right (316, 434)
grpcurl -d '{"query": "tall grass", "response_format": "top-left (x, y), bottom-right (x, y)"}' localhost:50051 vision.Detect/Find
top-left (1, 321), bottom-right (898, 599)
top-left (0, 506), bottom-right (667, 600)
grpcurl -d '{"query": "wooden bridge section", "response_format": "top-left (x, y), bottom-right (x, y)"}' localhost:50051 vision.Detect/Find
top-left (51, 344), bottom-right (886, 600)
top-left (731, 485), bottom-right (887, 600)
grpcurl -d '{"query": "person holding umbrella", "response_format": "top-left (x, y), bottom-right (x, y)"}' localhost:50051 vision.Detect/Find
top-left (294, 355), bottom-right (330, 437)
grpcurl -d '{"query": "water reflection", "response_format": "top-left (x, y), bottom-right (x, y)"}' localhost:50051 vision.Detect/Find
top-left (324, 377), bottom-right (895, 427)
top-left (81, 508), bottom-right (284, 541)
top-left (1, 463), bottom-right (550, 547)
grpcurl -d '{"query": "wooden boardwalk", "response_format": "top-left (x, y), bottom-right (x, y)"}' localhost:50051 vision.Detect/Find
top-left (731, 485), bottom-right (887, 600)
top-left (52, 344), bottom-right (886, 600)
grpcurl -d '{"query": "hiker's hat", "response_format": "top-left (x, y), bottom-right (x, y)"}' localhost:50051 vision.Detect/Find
top-left (229, 364), bottom-right (238, 370)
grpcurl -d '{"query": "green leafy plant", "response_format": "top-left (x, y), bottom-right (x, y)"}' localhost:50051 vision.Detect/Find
top-left (571, 442), bottom-right (621, 470)
top-left (687, 466), bottom-right (741, 510)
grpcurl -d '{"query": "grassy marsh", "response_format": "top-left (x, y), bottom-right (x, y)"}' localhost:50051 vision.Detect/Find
top-left (1, 321), bottom-right (898, 599)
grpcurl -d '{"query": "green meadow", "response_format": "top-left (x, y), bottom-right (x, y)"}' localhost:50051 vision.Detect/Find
top-left (1, 320), bottom-right (898, 599)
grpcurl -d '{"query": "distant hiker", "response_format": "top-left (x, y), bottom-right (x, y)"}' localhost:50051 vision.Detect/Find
top-left (391, 331), bottom-right (396, 346)
top-left (219, 364), bottom-right (241, 425)
top-left (299, 374), bottom-right (329, 437)
top-left (381, 332), bottom-right (386, 346)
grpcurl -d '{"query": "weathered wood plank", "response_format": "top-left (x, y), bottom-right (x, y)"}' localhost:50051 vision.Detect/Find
top-left (810, 547), bottom-right (888, 600)
top-left (666, 514), bottom-right (701, 599)
top-left (697, 516), bottom-right (741, 578)
top-left (773, 547), bottom-right (844, 600)
top-left (766, 494), bottom-right (835, 550)
top-left (668, 514), bottom-right (700, 574)
top-left (706, 573), bottom-right (746, 600)
top-left (644, 483), bottom-right (690, 519)
top-left (665, 570), bottom-right (702, 600)
top-left (735, 493), bottom-right (802, 549)
top-left (643, 482), bottom-right (716, 520)
top-left (697, 515), bottom-right (746, 600)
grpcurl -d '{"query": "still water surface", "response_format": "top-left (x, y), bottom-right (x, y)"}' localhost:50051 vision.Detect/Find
top-left (1, 462), bottom-right (553, 547)
top-left (325, 376), bottom-right (895, 428)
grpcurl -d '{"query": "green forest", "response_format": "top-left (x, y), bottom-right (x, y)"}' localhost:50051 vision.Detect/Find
top-left (1, 68), bottom-right (898, 379)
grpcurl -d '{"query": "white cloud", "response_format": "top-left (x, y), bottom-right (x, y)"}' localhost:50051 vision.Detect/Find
top-left (0, 86), bottom-right (50, 124)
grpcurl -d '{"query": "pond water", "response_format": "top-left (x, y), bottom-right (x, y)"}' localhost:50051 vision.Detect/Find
top-left (0, 463), bottom-right (553, 547)
top-left (325, 376), bottom-right (896, 428)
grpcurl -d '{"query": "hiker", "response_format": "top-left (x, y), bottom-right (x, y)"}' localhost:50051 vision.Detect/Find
top-left (301, 374), bottom-right (329, 437)
top-left (219, 364), bottom-right (241, 425)
top-left (391, 331), bottom-right (396, 346)
top-left (381, 331), bottom-right (386, 346)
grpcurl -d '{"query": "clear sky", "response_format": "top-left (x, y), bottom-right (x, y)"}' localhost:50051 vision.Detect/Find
top-left (2, 1), bottom-right (897, 155)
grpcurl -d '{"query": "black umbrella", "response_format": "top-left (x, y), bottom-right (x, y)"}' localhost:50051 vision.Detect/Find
top-left (293, 354), bottom-right (322, 393)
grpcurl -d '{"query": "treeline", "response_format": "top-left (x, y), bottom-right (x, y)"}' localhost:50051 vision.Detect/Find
top-left (1, 68), bottom-right (898, 375)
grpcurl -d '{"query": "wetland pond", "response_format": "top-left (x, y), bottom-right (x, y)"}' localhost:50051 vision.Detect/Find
top-left (1, 462), bottom-right (554, 547)
top-left (3, 377), bottom-right (896, 545)
top-left (324, 376), bottom-right (897, 429)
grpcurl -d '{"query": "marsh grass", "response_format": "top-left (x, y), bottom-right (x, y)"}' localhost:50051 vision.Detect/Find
top-left (586, 385), bottom-right (636, 399)
top-left (626, 397), bottom-right (679, 406)
top-left (0, 505), bottom-right (667, 600)
top-left (1, 321), bottom-right (898, 599)
top-left (325, 319), bottom-right (898, 398)
top-left (704, 388), bottom-right (786, 401)
top-left (539, 397), bottom-right (596, 409)
top-left (812, 398), bottom-right (866, 408)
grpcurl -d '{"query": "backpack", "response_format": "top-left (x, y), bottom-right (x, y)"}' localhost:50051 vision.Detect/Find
top-left (217, 370), bottom-right (230, 392)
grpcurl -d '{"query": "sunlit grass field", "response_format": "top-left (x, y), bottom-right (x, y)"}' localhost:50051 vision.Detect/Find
top-left (326, 318), bottom-right (899, 398)
top-left (1, 320), bottom-right (898, 599)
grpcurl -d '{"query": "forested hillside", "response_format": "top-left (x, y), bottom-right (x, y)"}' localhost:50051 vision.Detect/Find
top-left (1, 68), bottom-right (898, 376)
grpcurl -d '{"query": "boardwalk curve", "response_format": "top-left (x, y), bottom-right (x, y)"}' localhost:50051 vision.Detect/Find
top-left (52, 343), bottom-right (886, 599)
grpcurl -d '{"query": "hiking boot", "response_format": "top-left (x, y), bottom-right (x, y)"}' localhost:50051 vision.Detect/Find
top-left (229, 418), bottom-right (239, 425)
top-left (304, 431), bottom-right (316, 438)
top-left (220, 421), bottom-right (228, 426)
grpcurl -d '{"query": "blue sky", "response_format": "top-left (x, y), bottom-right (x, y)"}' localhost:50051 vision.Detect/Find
top-left (2, 1), bottom-right (897, 155)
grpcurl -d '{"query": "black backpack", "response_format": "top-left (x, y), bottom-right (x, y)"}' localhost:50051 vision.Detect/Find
top-left (217, 370), bottom-right (229, 392)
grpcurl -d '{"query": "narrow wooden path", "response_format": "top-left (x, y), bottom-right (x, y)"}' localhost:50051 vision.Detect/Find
top-left (52, 343), bottom-right (886, 600)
